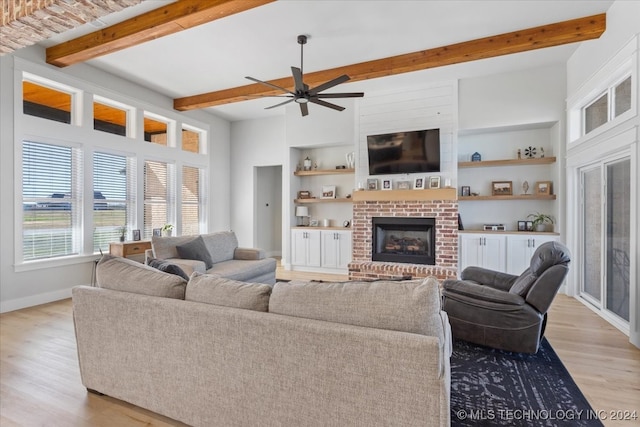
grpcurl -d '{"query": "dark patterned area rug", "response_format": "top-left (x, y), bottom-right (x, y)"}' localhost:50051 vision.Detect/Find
top-left (451, 338), bottom-right (604, 427)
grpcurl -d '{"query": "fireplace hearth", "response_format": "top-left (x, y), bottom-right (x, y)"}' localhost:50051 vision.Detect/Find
top-left (372, 217), bottom-right (435, 265)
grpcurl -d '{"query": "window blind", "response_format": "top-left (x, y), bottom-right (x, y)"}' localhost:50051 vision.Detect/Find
top-left (144, 160), bottom-right (168, 239)
top-left (93, 152), bottom-right (128, 252)
top-left (181, 166), bottom-right (201, 236)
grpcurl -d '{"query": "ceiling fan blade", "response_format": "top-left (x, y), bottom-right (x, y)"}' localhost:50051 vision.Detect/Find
top-left (308, 74), bottom-right (350, 95)
top-left (291, 67), bottom-right (305, 92)
top-left (245, 76), bottom-right (294, 95)
top-left (299, 102), bottom-right (309, 116)
top-left (265, 97), bottom-right (295, 110)
top-left (316, 92), bottom-right (364, 98)
top-left (309, 98), bottom-right (345, 112)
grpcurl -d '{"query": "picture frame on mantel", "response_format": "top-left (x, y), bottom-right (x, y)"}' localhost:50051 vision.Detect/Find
top-left (429, 176), bottom-right (441, 189)
top-left (397, 180), bottom-right (411, 190)
top-left (367, 178), bottom-right (378, 190)
top-left (413, 177), bottom-right (425, 190)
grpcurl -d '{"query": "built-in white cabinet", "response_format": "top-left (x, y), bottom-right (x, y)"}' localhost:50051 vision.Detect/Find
top-left (506, 234), bottom-right (558, 275)
top-left (291, 228), bottom-right (352, 272)
top-left (321, 230), bottom-right (352, 270)
top-left (291, 229), bottom-right (321, 268)
top-left (459, 233), bottom-right (507, 272)
top-left (459, 232), bottom-right (559, 276)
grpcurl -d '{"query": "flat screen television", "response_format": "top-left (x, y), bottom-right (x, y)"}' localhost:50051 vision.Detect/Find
top-left (367, 128), bottom-right (440, 175)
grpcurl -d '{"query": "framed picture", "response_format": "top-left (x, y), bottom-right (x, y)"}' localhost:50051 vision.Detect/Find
top-left (517, 221), bottom-right (527, 231)
top-left (152, 228), bottom-right (162, 237)
top-left (321, 185), bottom-right (336, 199)
top-left (309, 219), bottom-right (319, 227)
top-left (429, 176), bottom-right (441, 189)
top-left (491, 181), bottom-right (513, 196)
top-left (132, 229), bottom-right (141, 241)
top-left (397, 180), bottom-right (411, 190)
top-left (382, 179), bottom-right (392, 190)
top-left (413, 177), bottom-right (425, 190)
top-left (367, 178), bottom-right (379, 190)
top-left (535, 181), bottom-right (553, 195)
top-left (461, 186), bottom-right (471, 197)
top-left (297, 190), bottom-right (311, 199)
top-left (526, 221), bottom-right (534, 231)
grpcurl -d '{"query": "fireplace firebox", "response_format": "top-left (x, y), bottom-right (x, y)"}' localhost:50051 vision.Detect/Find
top-left (372, 217), bottom-right (436, 265)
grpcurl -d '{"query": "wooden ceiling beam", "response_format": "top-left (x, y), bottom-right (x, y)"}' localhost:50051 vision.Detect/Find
top-left (174, 13), bottom-right (606, 111)
top-left (46, 0), bottom-right (275, 68)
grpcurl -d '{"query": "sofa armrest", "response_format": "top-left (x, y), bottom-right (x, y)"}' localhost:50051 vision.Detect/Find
top-left (442, 280), bottom-right (525, 306)
top-left (460, 266), bottom-right (518, 292)
top-left (234, 247), bottom-right (266, 260)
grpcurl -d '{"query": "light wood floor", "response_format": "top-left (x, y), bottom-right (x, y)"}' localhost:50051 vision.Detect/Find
top-left (1, 292), bottom-right (638, 426)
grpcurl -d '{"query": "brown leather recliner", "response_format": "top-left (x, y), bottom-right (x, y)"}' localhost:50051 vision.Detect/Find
top-left (442, 241), bottom-right (571, 353)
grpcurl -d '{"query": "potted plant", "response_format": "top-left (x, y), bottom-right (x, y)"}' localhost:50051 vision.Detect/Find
top-left (161, 224), bottom-right (174, 237)
top-left (527, 212), bottom-right (554, 232)
top-left (117, 226), bottom-right (127, 242)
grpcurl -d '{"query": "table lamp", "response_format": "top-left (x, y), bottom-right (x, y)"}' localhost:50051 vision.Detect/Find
top-left (295, 206), bottom-right (309, 226)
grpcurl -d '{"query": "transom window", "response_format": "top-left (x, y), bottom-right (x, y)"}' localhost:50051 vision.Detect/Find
top-left (582, 75), bottom-right (632, 136)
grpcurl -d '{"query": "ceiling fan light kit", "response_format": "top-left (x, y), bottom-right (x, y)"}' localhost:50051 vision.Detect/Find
top-left (246, 34), bottom-right (364, 116)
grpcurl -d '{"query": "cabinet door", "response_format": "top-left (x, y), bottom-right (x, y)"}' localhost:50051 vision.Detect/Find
top-left (459, 234), bottom-right (484, 273)
top-left (506, 235), bottom-right (557, 275)
top-left (482, 234), bottom-right (506, 272)
top-left (291, 230), bottom-right (308, 266)
top-left (335, 230), bottom-right (352, 270)
top-left (306, 230), bottom-right (322, 267)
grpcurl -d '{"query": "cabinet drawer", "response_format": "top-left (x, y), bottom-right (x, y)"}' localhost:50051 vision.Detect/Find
top-left (110, 241), bottom-right (151, 258)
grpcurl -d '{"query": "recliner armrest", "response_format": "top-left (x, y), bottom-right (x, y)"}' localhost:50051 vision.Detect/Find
top-left (234, 247), bottom-right (266, 260)
top-left (460, 266), bottom-right (518, 292)
top-left (442, 280), bottom-right (525, 306)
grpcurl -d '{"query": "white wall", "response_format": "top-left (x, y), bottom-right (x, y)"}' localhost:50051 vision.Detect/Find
top-left (230, 117), bottom-right (286, 248)
top-left (0, 46), bottom-right (231, 312)
top-left (565, 0), bottom-right (640, 348)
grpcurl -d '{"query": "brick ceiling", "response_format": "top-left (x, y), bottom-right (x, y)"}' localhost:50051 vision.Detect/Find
top-left (1, 0), bottom-right (142, 54)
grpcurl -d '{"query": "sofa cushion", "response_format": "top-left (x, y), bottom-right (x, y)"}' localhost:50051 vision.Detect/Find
top-left (185, 273), bottom-right (271, 312)
top-left (201, 231), bottom-right (238, 264)
top-left (509, 268), bottom-right (538, 296)
top-left (207, 258), bottom-right (277, 283)
top-left (96, 254), bottom-right (186, 299)
top-left (151, 235), bottom-right (199, 260)
top-left (269, 277), bottom-right (445, 337)
top-left (148, 258), bottom-right (190, 281)
top-left (176, 236), bottom-right (214, 269)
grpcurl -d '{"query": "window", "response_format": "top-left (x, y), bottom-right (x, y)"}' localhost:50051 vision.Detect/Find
top-left (22, 141), bottom-right (80, 260)
top-left (144, 160), bottom-right (172, 239)
top-left (22, 80), bottom-right (72, 124)
top-left (93, 152), bottom-right (134, 253)
top-left (93, 98), bottom-right (129, 136)
top-left (182, 126), bottom-right (202, 153)
top-left (582, 75), bottom-right (632, 136)
top-left (614, 76), bottom-right (632, 118)
top-left (144, 113), bottom-right (170, 145)
top-left (182, 166), bottom-right (202, 235)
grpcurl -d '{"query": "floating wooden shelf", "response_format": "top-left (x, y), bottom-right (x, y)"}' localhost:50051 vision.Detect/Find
top-left (458, 157), bottom-right (556, 168)
top-left (459, 194), bottom-right (556, 201)
top-left (294, 198), bottom-right (353, 204)
top-left (294, 168), bottom-right (355, 176)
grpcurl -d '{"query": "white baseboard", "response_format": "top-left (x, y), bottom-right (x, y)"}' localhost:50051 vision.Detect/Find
top-left (0, 286), bottom-right (77, 313)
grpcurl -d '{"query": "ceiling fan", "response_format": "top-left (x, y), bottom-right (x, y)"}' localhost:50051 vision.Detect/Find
top-left (246, 35), bottom-right (364, 117)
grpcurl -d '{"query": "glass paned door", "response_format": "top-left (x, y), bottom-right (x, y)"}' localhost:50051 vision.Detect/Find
top-left (606, 159), bottom-right (630, 321)
top-left (582, 167), bottom-right (602, 302)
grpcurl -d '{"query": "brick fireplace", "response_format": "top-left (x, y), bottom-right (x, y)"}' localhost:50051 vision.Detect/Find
top-left (349, 189), bottom-right (458, 280)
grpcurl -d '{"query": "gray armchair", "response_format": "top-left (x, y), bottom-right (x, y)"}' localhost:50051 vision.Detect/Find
top-left (442, 241), bottom-right (570, 353)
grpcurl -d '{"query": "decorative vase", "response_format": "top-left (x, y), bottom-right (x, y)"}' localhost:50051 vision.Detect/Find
top-left (535, 224), bottom-right (547, 232)
top-left (119, 236), bottom-right (125, 242)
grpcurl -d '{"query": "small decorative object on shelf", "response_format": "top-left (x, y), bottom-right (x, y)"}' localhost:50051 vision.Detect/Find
top-left (444, 178), bottom-right (452, 188)
top-left (321, 185), bottom-right (336, 199)
top-left (382, 179), bottom-right (392, 190)
top-left (534, 181), bottom-right (553, 195)
top-left (429, 176), bottom-right (441, 189)
top-left (117, 226), bottom-right (127, 242)
top-left (303, 157), bottom-right (312, 171)
top-left (309, 219), bottom-right (319, 227)
top-left (343, 220), bottom-right (350, 228)
top-left (413, 176), bottom-right (425, 190)
top-left (152, 228), bottom-right (162, 237)
top-left (522, 180), bottom-right (530, 195)
top-left (517, 149), bottom-right (522, 159)
top-left (397, 180), bottom-right (411, 190)
top-left (517, 221), bottom-right (527, 231)
top-left (483, 224), bottom-right (506, 231)
top-left (461, 186), bottom-right (471, 197)
top-left (367, 178), bottom-right (378, 190)
top-left (539, 147), bottom-right (545, 158)
top-left (527, 212), bottom-right (554, 232)
top-left (297, 190), bottom-right (312, 199)
top-left (132, 229), bottom-right (141, 241)
top-left (346, 152), bottom-right (355, 169)
top-left (491, 181), bottom-right (513, 196)
top-left (471, 152), bottom-right (482, 162)
top-left (524, 146), bottom-right (536, 158)
top-left (161, 224), bottom-right (174, 237)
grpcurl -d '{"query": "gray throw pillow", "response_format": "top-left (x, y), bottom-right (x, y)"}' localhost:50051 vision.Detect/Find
top-left (96, 254), bottom-right (186, 299)
top-left (148, 258), bottom-right (190, 281)
top-left (185, 273), bottom-right (272, 312)
top-left (176, 236), bottom-right (214, 269)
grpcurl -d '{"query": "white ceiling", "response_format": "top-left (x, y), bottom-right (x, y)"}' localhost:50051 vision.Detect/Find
top-left (37, 0), bottom-right (614, 122)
